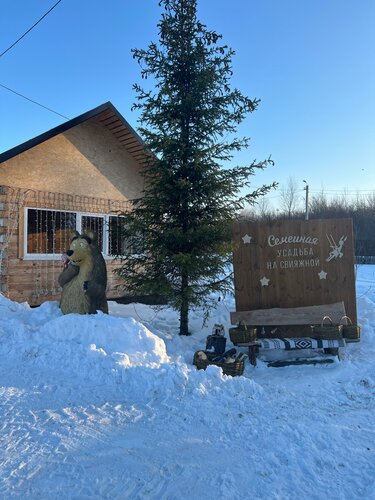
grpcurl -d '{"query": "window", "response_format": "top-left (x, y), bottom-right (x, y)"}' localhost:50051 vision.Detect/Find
top-left (24, 208), bottom-right (127, 259)
top-left (27, 209), bottom-right (76, 254)
top-left (108, 216), bottom-right (145, 256)
top-left (81, 215), bottom-right (104, 251)
top-left (108, 216), bottom-right (126, 256)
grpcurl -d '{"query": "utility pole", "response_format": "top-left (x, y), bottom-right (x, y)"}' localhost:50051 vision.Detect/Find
top-left (303, 180), bottom-right (309, 220)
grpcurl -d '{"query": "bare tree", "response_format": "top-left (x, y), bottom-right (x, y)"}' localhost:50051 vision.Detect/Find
top-left (309, 188), bottom-right (329, 215)
top-left (256, 196), bottom-right (274, 220)
top-left (279, 176), bottom-right (301, 217)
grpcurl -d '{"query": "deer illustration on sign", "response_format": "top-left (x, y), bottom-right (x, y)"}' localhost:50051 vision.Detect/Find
top-left (326, 234), bottom-right (347, 262)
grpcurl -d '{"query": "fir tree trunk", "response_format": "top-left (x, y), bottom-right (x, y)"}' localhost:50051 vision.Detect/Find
top-left (179, 272), bottom-right (190, 335)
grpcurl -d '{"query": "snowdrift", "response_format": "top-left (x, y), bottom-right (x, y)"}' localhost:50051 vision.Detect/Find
top-left (0, 266), bottom-right (374, 498)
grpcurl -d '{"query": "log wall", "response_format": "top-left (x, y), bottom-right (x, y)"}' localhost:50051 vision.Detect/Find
top-left (0, 185), bottom-right (132, 306)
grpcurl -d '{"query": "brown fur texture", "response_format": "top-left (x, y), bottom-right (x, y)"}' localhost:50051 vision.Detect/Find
top-left (59, 231), bottom-right (108, 314)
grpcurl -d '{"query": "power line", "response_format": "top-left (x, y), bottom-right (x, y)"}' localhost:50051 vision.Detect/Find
top-left (309, 189), bottom-right (375, 194)
top-left (0, 0), bottom-right (64, 59)
top-left (0, 82), bottom-right (70, 120)
top-left (0, 1), bottom-right (69, 120)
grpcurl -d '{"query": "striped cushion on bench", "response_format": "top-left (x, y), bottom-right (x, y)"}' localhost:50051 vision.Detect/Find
top-left (258, 338), bottom-right (346, 350)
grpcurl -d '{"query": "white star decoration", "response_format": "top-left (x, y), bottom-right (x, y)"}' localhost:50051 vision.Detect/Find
top-left (318, 270), bottom-right (328, 280)
top-left (242, 234), bottom-right (252, 244)
top-left (260, 276), bottom-right (270, 287)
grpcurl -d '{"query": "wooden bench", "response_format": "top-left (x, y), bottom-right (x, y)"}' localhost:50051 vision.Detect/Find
top-left (230, 302), bottom-right (349, 367)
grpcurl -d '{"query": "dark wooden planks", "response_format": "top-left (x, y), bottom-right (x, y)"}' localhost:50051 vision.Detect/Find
top-left (232, 218), bottom-right (357, 323)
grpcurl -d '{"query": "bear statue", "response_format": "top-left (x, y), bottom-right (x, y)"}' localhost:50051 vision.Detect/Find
top-left (58, 230), bottom-right (108, 315)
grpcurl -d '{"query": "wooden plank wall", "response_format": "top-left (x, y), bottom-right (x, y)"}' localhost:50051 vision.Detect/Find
top-left (232, 218), bottom-right (357, 324)
top-left (0, 185), bottom-right (132, 306)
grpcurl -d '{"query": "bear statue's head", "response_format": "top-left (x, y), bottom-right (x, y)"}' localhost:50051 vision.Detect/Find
top-left (66, 230), bottom-right (98, 267)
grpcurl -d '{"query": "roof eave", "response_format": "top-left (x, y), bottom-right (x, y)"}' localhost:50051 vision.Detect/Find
top-left (0, 101), bottom-right (147, 164)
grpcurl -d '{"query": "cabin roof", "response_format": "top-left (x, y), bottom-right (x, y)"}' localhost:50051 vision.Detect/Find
top-left (0, 101), bottom-right (150, 164)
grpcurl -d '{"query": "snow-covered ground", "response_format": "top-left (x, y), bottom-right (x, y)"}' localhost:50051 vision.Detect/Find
top-left (1, 266), bottom-right (375, 499)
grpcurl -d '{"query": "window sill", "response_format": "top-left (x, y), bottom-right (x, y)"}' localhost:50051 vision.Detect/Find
top-left (22, 254), bottom-right (119, 261)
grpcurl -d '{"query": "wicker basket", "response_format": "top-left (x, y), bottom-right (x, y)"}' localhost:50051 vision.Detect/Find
top-left (340, 316), bottom-right (361, 340)
top-left (311, 316), bottom-right (343, 340)
top-left (193, 351), bottom-right (245, 377)
top-left (229, 322), bottom-right (257, 345)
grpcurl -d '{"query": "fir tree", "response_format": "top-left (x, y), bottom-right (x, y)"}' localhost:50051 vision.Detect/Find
top-left (117, 0), bottom-right (276, 335)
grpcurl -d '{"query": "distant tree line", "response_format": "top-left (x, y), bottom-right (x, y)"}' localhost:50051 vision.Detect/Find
top-left (243, 180), bottom-right (375, 257)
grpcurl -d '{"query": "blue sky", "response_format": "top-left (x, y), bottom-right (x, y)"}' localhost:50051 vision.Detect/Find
top-left (0, 0), bottom-right (374, 207)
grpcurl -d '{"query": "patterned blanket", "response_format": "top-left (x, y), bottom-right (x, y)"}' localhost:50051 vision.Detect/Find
top-left (258, 337), bottom-right (346, 350)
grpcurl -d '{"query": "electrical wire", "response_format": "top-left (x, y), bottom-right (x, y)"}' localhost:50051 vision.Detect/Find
top-left (310, 189), bottom-right (375, 194)
top-left (0, 0), bottom-right (64, 59)
top-left (0, 2), bottom-right (69, 120)
top-left (0, 82), bottom-right (70, 120)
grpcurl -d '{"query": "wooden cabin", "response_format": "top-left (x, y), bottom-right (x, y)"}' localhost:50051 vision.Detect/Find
top-left (0, 102), bottom-right (149, 306)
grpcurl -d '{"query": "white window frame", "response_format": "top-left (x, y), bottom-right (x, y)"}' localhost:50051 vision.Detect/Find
top-left (23, 207), bottom-right (119, 260)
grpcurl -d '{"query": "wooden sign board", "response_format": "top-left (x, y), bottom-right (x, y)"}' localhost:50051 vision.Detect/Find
top-left (232, 218), bottom-right (357, 324)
